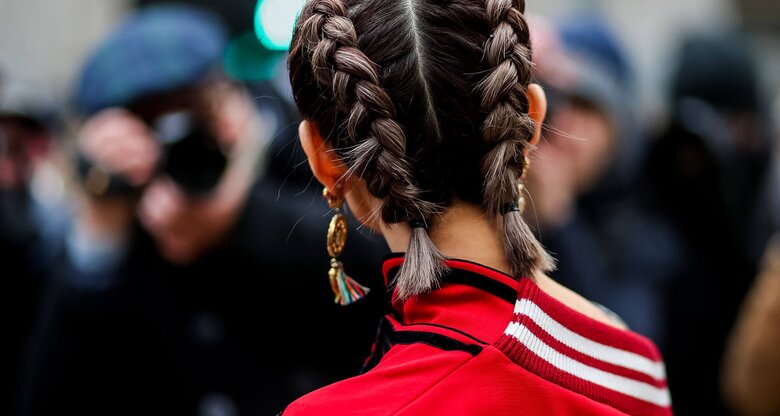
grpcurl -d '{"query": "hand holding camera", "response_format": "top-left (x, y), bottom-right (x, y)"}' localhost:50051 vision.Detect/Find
top-left (77, 107), bottom-right (230, 241)
top-left (79, 108), bottom-right (161, 192)
top-left (79, 107), bottom-right (229, 196)
top-left (76, 109), bottom-right (160, 237)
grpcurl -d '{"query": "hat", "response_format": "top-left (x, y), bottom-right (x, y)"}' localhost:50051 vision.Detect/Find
top-left (672, 33), bottom-right (760, 113)
top-left (552, 13), bottom-right (635, 117)
top-left (0, 77), bottom-right (60, 132)
top-left (558, 13), bottom-right (633, 90)
top-left (535, 14), bottom-right (642, 190)
top-left (74, 4), bottom-right (228, 115)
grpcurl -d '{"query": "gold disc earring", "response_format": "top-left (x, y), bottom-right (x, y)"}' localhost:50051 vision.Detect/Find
top-left (324, 187), bottom-right (370, 305)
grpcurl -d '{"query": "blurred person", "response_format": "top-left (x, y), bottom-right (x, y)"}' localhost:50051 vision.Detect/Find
top-left (0, 75), bottom-right (66, 268)
top-left (19, 5), bottom-right (386, 416)
top-left (645, 33), bottom-right (778, 416)
top-left (0, 80), bottom-right (61, 275)
top-left (722, 235), bottom-right (780, 416)
top-left (0, 74), bottom-right (67, 416)
top-left (525, 14), bottom-right (682, 344)
top-left (719, 65), bottom-right (780, 416)
top-left (282, 0), bottom-right (671, 415)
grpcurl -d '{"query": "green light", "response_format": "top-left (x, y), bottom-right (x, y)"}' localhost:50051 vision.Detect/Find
top-left (254, 0), bottom-right (306, 51)
top-left (224, 32), bottom-right (284, 82)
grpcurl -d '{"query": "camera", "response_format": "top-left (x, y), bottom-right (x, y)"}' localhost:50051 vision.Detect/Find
top-left (154, 111), bottom-right (227, 195)
top-left (78, 110), bottom-right (228, 197)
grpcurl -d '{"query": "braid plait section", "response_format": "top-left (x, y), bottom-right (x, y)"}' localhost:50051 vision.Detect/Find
top-left (299, 0), bottom-right (447, 299)
top-left (479, 0), bottom-right (555, 278)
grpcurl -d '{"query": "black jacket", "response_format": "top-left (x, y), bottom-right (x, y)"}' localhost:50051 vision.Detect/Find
top-left (19, 175), bottom-right (388, 416)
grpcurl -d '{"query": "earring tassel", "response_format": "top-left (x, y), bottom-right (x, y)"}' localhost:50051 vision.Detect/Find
top-left (329, 259), bottom-right (370, 305)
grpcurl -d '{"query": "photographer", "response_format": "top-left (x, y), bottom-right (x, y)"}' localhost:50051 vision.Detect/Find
top-left (18, 5), bottom-right (386, 416)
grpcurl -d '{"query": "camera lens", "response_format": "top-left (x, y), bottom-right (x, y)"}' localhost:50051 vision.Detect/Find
top-left (154, 112), bottom-right (227, 195)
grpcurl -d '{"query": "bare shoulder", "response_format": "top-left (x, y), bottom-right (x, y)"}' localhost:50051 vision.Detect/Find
top-left (534, 273), bottom-right (629, 330)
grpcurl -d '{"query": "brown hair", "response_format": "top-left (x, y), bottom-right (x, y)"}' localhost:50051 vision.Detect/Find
top-left (289, 0), bottom-right (554, 299)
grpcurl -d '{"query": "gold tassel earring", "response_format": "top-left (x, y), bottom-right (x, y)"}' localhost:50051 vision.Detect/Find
top-left (323, 187), bottom-right (370, 305)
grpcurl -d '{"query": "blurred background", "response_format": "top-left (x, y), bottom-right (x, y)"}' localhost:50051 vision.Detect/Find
top-left (2, 0), bottom-right (779, 415)
top-left (3, 0), bottom-right (779, 123)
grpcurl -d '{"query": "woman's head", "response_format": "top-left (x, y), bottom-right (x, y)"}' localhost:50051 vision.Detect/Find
top-left (289, 0), bottom-right (554, 297)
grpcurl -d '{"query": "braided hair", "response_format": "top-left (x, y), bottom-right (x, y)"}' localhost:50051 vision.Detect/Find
top-left (479, 0), bottom-right (554, 277)
top-left (289, 0), bottom-right (554, 300)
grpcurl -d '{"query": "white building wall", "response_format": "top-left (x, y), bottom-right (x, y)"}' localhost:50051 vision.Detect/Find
top-left (0, 0), bottom-right (132, 100)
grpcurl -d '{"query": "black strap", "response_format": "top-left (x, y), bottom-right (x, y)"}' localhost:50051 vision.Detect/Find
top-left (409, 219), bottom-right (428, 229)
top-left (362, 317), bottom-right (484, 373)
top-left (389, 330), bottom-right (483, 356)
top-left (386, 267), bottom-right (517, 306)
top-left (501, 202), bottom-right (520, 215)
top-left (445, 272), bottom-right (517, 305)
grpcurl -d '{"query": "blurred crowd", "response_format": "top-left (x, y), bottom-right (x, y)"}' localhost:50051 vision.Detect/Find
top-left (3, 3), bottom-right (779, 416)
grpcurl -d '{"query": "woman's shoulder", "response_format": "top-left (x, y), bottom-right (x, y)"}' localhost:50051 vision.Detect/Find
top-left (281, 338), bottom-right (495, 416)
top-left (281, 341), bottom-right (638, 416)
top-left (534, 272), bottom-right (629, 330)
top-left (504, 275), bottom-right (672, 415)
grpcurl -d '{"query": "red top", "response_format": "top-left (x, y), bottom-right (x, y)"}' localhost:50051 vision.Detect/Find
top-left (283, 256), bottom-right (672, 416)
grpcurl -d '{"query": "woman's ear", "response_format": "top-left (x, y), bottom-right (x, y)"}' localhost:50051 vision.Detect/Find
top-left (299, 121), bottom-right (346, 191)
top-left (526, 83), bottom-right (548, 148)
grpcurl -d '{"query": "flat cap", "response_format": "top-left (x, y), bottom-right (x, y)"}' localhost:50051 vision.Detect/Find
top-left (74, 4), bottom-right (227, 115)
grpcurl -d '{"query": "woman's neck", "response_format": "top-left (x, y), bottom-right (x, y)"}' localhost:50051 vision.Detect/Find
top-left (380, 201), bottom-right (627, 330)
top-left (382, 202), bottom-right (512, 275)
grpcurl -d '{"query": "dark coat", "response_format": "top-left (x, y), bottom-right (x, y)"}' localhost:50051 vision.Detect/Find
top-left (19, 174), bottom-right (388, 416)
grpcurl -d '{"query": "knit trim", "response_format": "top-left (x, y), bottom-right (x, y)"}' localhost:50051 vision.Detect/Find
top-left (381, 256), bottom-right (673, 416)
top-left (496, 278), bottom-right (672, 416)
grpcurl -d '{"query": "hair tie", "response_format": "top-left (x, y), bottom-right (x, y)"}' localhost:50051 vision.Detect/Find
top-left (501, 202), bottom-right (520, 215)
top-left (409, 220), bottom-right (429, 230)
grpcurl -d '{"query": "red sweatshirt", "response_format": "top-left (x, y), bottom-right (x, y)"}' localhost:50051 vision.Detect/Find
top-left (283, 256), bottom-right (672, 415)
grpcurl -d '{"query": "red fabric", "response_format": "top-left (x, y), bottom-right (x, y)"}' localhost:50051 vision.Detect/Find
top-left (285, 343), bottom-right (629, 415)
top-left (284, 257), bottom-right (672, 415)
top-left (512, 279), bottom-right (662, 354)
top-left (512, 317), bottom-right (667, 389)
